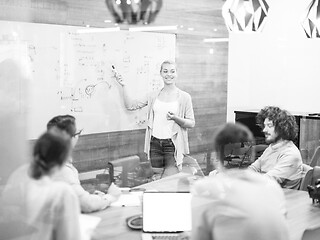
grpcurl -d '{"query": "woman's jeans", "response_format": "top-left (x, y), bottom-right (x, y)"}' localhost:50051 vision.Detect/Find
top-left (150, 136), bottom-right (179, 177)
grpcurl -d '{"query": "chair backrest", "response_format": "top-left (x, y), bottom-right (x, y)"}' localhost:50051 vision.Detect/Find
top-left (310, 146), bottom-right (320, 167)
top-left (223, 143), bottom-right (242, 156)
top-left (300, 165), bottom-right (320, 191)
top-left (108, 155), bottom-right (141, 187)
top-left (312, 166), bottom-right (320, 185)
top-left (301, 225), bottom-right (320, 240)
top-left (223, 143), bottom-right (254, 168)
top-left (300, 165), bottom-right (313, 191)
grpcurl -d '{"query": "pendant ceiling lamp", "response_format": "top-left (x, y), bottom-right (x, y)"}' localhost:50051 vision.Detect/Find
top-left (222, 0), bottom-right (269, 32)
top-left (301, 0), bottom-right (320, 38)
top-left (105, 0), bottom-right (163, 24)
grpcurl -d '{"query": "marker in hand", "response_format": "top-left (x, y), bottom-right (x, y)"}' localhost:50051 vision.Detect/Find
top-left (112, 65), bottom-right (124, 86)
top-left (111, 65), bottom-right (116, 73)
top-left (111, 65), bottom-right (118, 77)
top-left (167, 111), bottom-right (174, 120)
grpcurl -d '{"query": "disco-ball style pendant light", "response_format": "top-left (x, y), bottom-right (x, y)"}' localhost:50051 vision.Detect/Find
top-left (301, 0), bottom-right (320, 38)
top-left (222, 0), bottom-right (269, 32)
top-left (106, 0), bottom-right (163, 24)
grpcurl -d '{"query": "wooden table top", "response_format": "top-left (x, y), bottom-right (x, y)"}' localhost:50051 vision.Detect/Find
top-left (90, 173), bottom-right (320, 240)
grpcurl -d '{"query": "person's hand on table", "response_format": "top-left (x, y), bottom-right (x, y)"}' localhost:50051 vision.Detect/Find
top-left (105, 183), bottom-right (121, 202)
top-left (93, 190), bottom-right (105, 197)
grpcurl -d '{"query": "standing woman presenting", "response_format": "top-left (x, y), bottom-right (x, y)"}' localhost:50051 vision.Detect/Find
top-left (114, 60), bottom-right (195, 177)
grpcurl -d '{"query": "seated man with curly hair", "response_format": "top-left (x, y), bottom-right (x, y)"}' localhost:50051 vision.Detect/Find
top-left (248, 106), bottom-right (304, 189)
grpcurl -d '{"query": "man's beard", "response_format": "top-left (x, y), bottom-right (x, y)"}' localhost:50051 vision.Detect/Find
top-left (265, 134), bottom-right (279, 144)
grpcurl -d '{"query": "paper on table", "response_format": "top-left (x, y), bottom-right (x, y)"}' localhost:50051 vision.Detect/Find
top-left (110, 192), bottom-right (142, 207)
top-left (79, 214), bottom-right (101, 240)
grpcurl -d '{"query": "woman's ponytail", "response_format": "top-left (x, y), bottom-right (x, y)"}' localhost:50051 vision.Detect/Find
top-left (30, 132), bottom-right (71, 179)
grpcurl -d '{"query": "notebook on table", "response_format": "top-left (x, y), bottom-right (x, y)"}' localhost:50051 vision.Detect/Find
top-left (141, 192), bottom-right (192, 240)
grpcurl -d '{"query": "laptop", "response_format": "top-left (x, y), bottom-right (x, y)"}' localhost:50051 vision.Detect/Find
top-left (141, 192), bottom-right (192, 240)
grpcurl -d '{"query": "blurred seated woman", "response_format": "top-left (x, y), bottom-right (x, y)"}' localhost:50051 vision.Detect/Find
top-left (191, 123), bottom-right (289, 240)
top-left (1, 132), bottom-right (81, 240)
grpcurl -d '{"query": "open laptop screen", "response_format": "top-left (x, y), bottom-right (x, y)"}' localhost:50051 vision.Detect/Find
top-left (142, 192), bottom-right (192, 233)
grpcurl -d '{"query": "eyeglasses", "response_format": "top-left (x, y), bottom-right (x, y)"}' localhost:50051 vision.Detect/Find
top-left (72, 129), bottom-right (83, 138)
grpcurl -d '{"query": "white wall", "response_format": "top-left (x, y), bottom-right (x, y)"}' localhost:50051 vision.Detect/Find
top-left (227, 0), bottom-right (320, 121)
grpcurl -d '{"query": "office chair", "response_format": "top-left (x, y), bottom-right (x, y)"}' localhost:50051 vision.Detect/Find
top-left (309, 146), bottom-right (320, 167)
top-left (108, 155), bottom-right (141, 187)
top-left (223, 143), bottom-right (254, 168)
top-left (300, 165), bottom-right (320, 191)
top-left (301, 225), bottom-right (320, 240)
top-left (223, 143), bottom-right (241, 168)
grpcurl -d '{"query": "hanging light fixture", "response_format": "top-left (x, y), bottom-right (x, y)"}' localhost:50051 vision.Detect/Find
top-left (222, 0), bottom-right (269, 32)
top-left (105, 0), bottom-right (163, 24)
top-left (301, 0), bottom-right (320, 38)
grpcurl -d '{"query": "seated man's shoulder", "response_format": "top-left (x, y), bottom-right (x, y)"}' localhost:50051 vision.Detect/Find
top-left (226, 170), bottom-right (285, 205)
top-left (194, 170), bottom-right (264, 188)
top-left (48, 181), bottom-right (79, 205)
top-left (227, 169), bottom-right (274, 182)
top-left (61, 163), bottom-right (76, 173)
top-left (52, 164), bottom-right (80, 185)
top-left (51, 179), bottom-right (75, 193)
top-left (282, 141), bottom-right (299, 151)
top-left (192, 174), bottom-right (227, 198)
top-left (219, 169), bottom-right (283, 193)
top-left (280, 141), bottom-right (302, 160)
top-left (192, 169), bottom-right (283, 200)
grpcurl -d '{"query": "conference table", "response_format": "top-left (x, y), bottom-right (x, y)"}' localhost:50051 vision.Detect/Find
top-left (90, 172), bottom-right (320, 240)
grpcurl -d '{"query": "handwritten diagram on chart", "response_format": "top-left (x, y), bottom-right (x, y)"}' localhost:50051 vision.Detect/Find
top-left (0, 21), bottom-right (176, 139)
